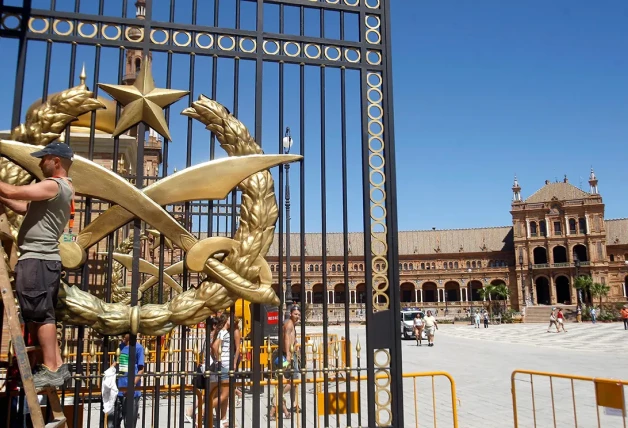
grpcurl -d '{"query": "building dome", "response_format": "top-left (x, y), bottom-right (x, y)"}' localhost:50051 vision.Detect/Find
top-left (24, 94), bottom-right (117, 135)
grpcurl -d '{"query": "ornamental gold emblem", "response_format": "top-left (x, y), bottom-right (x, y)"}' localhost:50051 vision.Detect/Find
top-left (0, 58), bottom-right (300, 336)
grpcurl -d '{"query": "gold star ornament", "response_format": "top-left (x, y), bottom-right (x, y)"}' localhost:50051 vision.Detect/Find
top-left (98, 55), bottom-right (188, 140)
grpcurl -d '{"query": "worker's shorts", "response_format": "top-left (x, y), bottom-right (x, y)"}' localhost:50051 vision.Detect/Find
top-left (15, 259), bottom-right (61, 324)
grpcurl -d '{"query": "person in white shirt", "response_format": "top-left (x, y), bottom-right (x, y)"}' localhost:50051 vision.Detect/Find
top-left (474, 312), bottom-right (480, 328)
top-left (413, 313), bottom-right (424, 346)
top-left (423, 311), bottom-right (439, 347)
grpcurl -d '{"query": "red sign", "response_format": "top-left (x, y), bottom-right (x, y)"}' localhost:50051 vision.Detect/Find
top-left (197, 322), bottom-right (206, 329)
top-left (267, 311), bottom-right (279, 325)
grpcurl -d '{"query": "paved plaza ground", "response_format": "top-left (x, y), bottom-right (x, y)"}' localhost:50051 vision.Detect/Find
top-left (82, 322), bottom-right (628, 427)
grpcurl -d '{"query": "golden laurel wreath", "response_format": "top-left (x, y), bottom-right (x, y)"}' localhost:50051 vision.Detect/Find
top-left (0, 83), bottom-right (293, 336)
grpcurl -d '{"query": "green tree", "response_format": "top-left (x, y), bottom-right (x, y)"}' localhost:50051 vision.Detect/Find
top-left (590, 282), bottom-right (610, 311)
top-left (574, 275), bottom-right (593, 305)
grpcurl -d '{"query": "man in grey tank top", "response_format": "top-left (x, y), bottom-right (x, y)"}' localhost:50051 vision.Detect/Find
top-left (0, 141), bottom-right (74, 389)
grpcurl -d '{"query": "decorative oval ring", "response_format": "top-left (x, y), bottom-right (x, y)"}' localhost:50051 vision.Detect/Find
top-left (370, 169), bottom-right (386, 186)
top-left (78, 22), bottom-right (98, 38)
top-left (365, 0), bottom-right (381, 9)
top-left (344, 48), bottom-right (361, 63)
top-left (370, 203), bottom-right (387, 222)
top-left (304, 43), bottom-right (321, 59)
top-left (367, 87), bottom-right (383, 104)
top-left (326, 0), bottom-right (340, 4)
top-left (370, 187), bottom-right (386, 205)
top-left (124, 26), bottom-right (144, 42)
top-left (366, 28), bottom-right (382, 45)
top-left (373, 294), bottom-right (390, 309)
top-left (283, 41), bottom-right (301, 57)
top-left (1, 13), bottom-right (21, 31)
top-left (218, 35), bottom-right (236, 51)
top-left (376, 407), bottom-right (393, 426)
top-left (149, 28), bottom-right (169, 45)
top-left (195, 32), bottom-right (214, 49)
top-left (369, 152), bottom-right (385, 170)
top-left (368, 103), bottom-right (383, 120)
top-left (367, 72), bottom-right (382, 88)
top-left (371, 255), bottom-right (388, 271)
top-left (29, 17), bottom-right (50, 34)
top-left (369, 135), bottom-right (384, 153)
top-left (344, 0), bottom-right (360, 6)
top-left (366, 50), bottom-right (382, 65)
top-left (324, 46), bottom-right (341, 61)
top-left (368, 119), bottom-right (384, 137)
top-left (239, 37), bottom-right (256, 53)
top-left (102, 24), bottom-right (122, 41)
top-left (263, 40), bottom-right (280, 55)
top-left (371, 221), bottom-right (388, 237)
top-left (53, 19), bottom-right (74, 36)
top-left (173, 30), bottom-right (192, 47)
top-left (365, 15), bottom-right (381, 30)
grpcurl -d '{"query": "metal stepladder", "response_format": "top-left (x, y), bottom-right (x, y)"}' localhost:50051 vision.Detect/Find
top-left (0, 241), bottom-right (67, 428)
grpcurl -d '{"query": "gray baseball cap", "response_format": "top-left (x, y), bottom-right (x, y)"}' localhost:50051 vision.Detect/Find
top-left (30, 142), bottom-right (74, 160)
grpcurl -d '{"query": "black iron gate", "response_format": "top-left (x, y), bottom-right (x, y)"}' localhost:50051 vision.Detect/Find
top-left (0, 0), bottom-right (403, 426)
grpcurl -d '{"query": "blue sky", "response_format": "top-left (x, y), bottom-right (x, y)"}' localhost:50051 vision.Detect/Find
top-left (0, 0), bottom-right (626, 233)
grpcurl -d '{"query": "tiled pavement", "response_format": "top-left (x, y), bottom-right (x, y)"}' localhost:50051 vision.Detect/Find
top-left (81, 322), bottom-right (628, 427)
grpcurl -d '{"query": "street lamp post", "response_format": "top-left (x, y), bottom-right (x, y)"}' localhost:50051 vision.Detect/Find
top-left (528, 265), bottom-right (534, 305)
top-left (467, 268), bottom-right (473, 322)
top-left (574, 253), bottom-right (581, 305)
top-left (519, 253), bottom-right (526, 307)
top-left (283, 127), bottom-right (294, 310)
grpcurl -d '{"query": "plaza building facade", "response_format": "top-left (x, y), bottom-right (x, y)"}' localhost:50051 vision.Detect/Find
top-left (267, 174), bottom-right (628, 317)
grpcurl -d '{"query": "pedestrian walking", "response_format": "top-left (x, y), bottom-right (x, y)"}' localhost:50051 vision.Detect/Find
top-left (107, 334), bottom-right (145, 428)
top-left (547, 308), bottom-right (559, 333)
top-left (413, 313), bottom-right (424, 346)
top-left (474, 311), bottom-right (481, 329)
top-left (423, 311), bottom-right (438, 347)
top-left (483, 311), bottom-right (489, 328)
top-left (576, 306), bottom-right (582, 323)
top-left (590, 307), bottom-right (597, 324)
top-left (556, 308), bottom-right (567, 332)
top-left (621, 305), bottom-right (628, 330)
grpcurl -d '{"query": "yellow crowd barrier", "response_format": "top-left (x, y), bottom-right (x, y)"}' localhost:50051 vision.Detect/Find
top-left (512, 369), bottom-right (627, 428)
top-left (403, 371), bottom-right (459, 428)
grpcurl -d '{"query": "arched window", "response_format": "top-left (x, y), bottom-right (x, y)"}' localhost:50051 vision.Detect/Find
top-left (376, 263), bottom-right (380, 270)
top-left (359, 264), bottom-right (364, 271)
top-left (466, 261), bottom-right (471, 268)
top-left (338, 264), bottom-right (342, 271)
top-left (472, 261), bottom-right (476, 268)
top-left (331, 265), bottom-right (336, 272)
top-left (353, 264), bottom-right (358, 271)
top-left (443, 263), bottom-right (448, 270)
top-left (399, 263), bottom-right (403, 271)
top-left (569, 218), bottom-right (577, 233)
top-left (271, 265), bottom-right (275, 272)
top-left (431, 262), bottom-right (436, 269)
top-left (539, 220), bottom-right (547, 237)
top-left (530, 222), bottom-right (538, 236)
top-left (488, 260), bottom-right (493, 267)
top-left (135, 58), bottom-right (141, 74)
top-left (476, 261), bottom-right (481, 268)
top-left (610, 254), bottom-right (615, 262)
top-left (292, 265), bottom-right (297, 272)
top-left (426, 263), bottom-right (430, 270)
top-left (309, 264), bottom-right (314, 272)
top-left (409, 263), bottom-right (413, 270)
top-left (421, 263), bottom-right (425, 269)
top-left (454, 261), bottom-right (458, 269)
top-left (449, 262), bottom-right (453, 269)
top-left (403, 263), bottom-right (408, 270)
top-left (315, 265), bottom-right (319, 272)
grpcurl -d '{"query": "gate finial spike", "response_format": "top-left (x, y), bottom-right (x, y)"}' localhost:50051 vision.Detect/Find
top-left (79, 63), bottom-right (87, 85)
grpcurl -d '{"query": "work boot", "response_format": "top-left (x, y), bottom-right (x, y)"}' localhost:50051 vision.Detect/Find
top-left (33, 365), bottom-right (66, 389)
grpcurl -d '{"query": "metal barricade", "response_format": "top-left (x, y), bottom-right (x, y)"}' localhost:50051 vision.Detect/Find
top-left (512, 369), bottom-right (627, 428)
top-left (401, 371), bottom-right (460, 428)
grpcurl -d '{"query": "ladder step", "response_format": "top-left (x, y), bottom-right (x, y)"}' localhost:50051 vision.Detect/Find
top-left (44, 416), bottom-right (66, 428)
top-left (25, 345), bottom-right (41, 353)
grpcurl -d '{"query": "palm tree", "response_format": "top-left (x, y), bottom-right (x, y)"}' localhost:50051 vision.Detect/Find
top-left (590, 282), bottom-right (610, 312)
top-left (478, 285), bottom-right (497, 315)
top-left (574, 275), bottom-right (593, 305)
top-left (493, 284), bottom-right (510, 313)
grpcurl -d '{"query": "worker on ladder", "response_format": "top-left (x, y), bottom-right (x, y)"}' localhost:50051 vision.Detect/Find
top-left (0, 141), bottom-right (75, 389)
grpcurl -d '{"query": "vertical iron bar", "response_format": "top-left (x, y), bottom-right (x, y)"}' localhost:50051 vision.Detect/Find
top-left (339, 9), bottom-right (353, 425)
top-left (9, 0), bottom-right (30, 129)
top-left (319, 9), bottom-right (330, 425)
top-left (380, 1), bottom-right (405, 424)
top-left (298, 6), bottom-right (307, 428)
top-left (41, 40), bottom-right (52, 102)
top-left (251, 0), bottom-right (265, 425)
